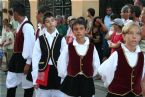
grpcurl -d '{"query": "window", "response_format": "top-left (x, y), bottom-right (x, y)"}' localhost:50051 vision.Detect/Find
top-left (38, 0), bottom-right (71, 17)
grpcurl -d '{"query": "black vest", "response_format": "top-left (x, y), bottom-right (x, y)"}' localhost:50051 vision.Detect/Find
top-left (38, 33), bottom-right (63, 71)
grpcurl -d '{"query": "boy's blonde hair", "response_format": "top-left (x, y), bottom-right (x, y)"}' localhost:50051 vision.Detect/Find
top-left (122, 21), bottom-right (141, 34)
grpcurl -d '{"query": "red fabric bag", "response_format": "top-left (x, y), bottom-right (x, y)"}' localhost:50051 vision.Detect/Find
top-left (36, 64), bottom-right (50, 86)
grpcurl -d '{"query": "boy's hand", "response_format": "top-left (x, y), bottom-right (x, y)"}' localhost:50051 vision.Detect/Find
top-left (34, 84), bottom-right (39, 89)
top-left (24, 64), bottom-right (30, 75)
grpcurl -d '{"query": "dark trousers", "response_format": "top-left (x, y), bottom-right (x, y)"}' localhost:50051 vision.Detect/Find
top-left (6, 87), bottom-right (34, 97)
top-left (106, 92), bottom-right (141, 97)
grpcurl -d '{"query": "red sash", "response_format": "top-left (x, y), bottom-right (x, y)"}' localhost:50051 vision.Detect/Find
top-left (36, 64), bottom-right (50, 86)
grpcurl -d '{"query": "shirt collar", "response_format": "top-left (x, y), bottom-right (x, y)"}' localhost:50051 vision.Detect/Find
top-left (20, 17), bottom-right (28, 25)
top-left (44, 28), bottom-right (59, 38)
top-left (73, 37), bottom-right (90, 46)
top-left (121, 43), bottom-right (141, 53)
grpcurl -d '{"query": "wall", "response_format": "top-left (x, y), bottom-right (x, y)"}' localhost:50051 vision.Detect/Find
top-left (2, 0), bottom-right (8, 19)
top-left (2, 0), bottom-right (99, 29)
top-left (29, 0), bottom-right (37, 29)
top-left (71, 0), bottom-right (99, 18)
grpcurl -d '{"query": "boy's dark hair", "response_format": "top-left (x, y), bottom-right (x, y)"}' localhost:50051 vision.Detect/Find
top-left (106, 5), bottom-right (112, 9)
top-left (43, 12), bottom-right (54, 23)
top-left (71, 18), bottom-right (87, 30)
top-left (8, 9), bottom-right (13, 16)
top-left (130, 5), bottom-right (141, 18)
top-left (78, 16), bottom-right (86, 21)
top-left (38, 5), bottom-right (50, 14)
top-left (87, 8), bottom-right (95, 17)
top-left (12, 2), bottom-right (26, 16)
top-left (110, 13), bottom-right (118, 21)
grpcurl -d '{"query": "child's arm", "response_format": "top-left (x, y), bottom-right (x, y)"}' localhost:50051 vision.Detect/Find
top-left (31, 39), bottom-right (41, 87)
top-left (109, 42), bottom-right (121, 48)
top-left (60, 37), bottom-right (67, 52)
top-left (98, 51), bottom-right (118, 87)
top-left (92, 46), bottom-right (100, 77)
top-left (57, 46), bottom-right (69, 79)
top-left (3, 38), bottom-right (12, 46)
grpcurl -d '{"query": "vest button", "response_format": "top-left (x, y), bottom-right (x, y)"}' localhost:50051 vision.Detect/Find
top-left (131, 89), bottom-right (134, 91)
top-left (131, 82), bottom-right (134, 85)
top-left (132, 75), bottom-right (134, 78)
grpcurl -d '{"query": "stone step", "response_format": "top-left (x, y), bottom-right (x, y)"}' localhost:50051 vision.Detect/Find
top-left (94, 79), bottom-right (107, 92)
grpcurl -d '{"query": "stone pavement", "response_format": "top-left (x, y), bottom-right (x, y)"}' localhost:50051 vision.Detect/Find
top-left (0, 71), bottom-right (106, 97)
top-left (0, 70), bottom-right (26, 97)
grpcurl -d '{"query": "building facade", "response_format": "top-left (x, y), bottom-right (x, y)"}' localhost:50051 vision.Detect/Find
top-left (1, 0), bottom-right (99, 30)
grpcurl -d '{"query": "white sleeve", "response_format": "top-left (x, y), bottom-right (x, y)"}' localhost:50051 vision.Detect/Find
top-left (31, 39), bottom-right (41, 85)
top-left (93, 47), bottom-right (100, 77)
top-left (22, 23), bottom-right (35, 64)
top-left (60, 37), bottom-right (67, 52)
top-left (98, 51), bottom-right (118, 87)
top-left (57, 46), bottom-right (69, 78)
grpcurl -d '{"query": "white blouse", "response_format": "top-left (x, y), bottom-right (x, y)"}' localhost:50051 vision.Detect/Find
top-left (16, 17), bottom-right (35, 65)
top-left (98, 44), bottom-right (145, 87)
top-left (32, 28), bottom-right (67, 85)
top-left (57, 37), bottom-right (100, 79)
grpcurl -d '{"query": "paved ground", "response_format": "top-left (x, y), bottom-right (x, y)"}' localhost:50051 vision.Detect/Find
top-left (0, 70), bottom-right (107, 97)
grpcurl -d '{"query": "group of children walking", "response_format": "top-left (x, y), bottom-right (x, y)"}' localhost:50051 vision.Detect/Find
top-left (32, 12), bottom-right (145, 97)
top-left (4, 2), bottom-right (145, 97)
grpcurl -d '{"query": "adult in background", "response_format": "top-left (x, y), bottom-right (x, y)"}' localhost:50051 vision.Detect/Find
top-left (104, 6), bottom-right (113, 31)
top-left (6, 2), bottom-right (35, 97)
top-left (8, 9), bottom-right (19, 34)
top-left (86, 8), bottom-right (95, 34)
top-left (35, 5), bottom-right (50, 39)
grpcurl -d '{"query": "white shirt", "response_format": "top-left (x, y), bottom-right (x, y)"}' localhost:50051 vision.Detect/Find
top-left (16, 17), bottom-right (35, 65)
top-left (104, 15), bottom-right (111, 31)
top-left (37, 23), bottom-right (45, 36)
top-left (32, 28), bottom-right (67, 85)
top-left (98, 44), bottom-right (145, 87)
top-left (57, 37), bottom-right (100, 79)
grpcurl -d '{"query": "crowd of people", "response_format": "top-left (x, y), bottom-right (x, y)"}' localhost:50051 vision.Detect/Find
top-left (0, 1), bottom-right (145, 97)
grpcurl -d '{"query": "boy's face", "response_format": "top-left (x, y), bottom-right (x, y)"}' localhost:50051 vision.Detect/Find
top-left (72, 24), bottom-right (86, 39)
top-left (123, 26), bottom-right (141, 47)
top-left (36, 12), bottom-right (43, 23)
top-left (112, 24), bottom-right (121, 32)
top-left (106, 8), bottom-right (112, 15)
top-left (44, 17), bottom-right (56, 31)
top-left (140, 10), bottom-right (145, 24)
top-left (13, 11), bottom-right (19, 21)
top-left (120, 10), bottom-right (130, 19)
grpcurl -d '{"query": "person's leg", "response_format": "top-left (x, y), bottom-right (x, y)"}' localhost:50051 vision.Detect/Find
top-left (6, 72), bottom-right (20, 97)
top-left (61, 91), bottom-right (75, 97)
top-left (81, 95), bottom-right (93, 97)
top-left (24, 87), bottom-right (34, 97)
top-left (0, 58), bottom-right (2, 69)
top-left (6, 86), bottom-right (17, 97)
top-left (51, 90), bottom-right (66, 97)
top-left (36, 88), bottom-right (51, 97)
top-left (22, 74), bottom-right (34, 97)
